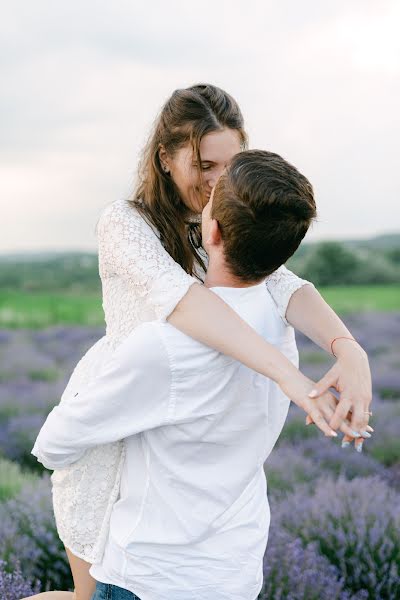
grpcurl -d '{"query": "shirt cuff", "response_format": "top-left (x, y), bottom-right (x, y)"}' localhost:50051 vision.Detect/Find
top-left (31, 441), bottom-right (85, 470)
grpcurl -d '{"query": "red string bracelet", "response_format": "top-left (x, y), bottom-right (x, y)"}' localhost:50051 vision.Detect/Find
top-left (330, 336), bottom-right (358, 357)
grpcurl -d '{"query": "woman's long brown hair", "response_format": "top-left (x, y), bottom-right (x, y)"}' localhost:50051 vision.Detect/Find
top-left (129, 83), bottom-right (248, 279)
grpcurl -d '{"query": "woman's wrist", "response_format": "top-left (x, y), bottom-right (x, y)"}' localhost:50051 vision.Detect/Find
top-left (272, 359), bottom-right (302, 388)
top-left (331, 337), bottom-right (366, 358)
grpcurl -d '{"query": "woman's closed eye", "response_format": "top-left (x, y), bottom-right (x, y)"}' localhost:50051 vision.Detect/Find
top-left (193, 162), bottom-right (214, 171)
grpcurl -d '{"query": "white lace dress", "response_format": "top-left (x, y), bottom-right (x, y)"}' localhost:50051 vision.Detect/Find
top-left (50, 198), bottom-right (313, 564)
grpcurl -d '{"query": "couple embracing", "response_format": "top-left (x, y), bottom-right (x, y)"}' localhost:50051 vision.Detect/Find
top-left (31, 84), bottom-right (372, 600)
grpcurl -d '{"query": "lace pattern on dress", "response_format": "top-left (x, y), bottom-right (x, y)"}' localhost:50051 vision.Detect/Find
top-left (265, 264), bottom-right (314, 325)
top-left (51, 200), bottom-right (198, 563)
top-left (51, 199), bottom-right (312, 563)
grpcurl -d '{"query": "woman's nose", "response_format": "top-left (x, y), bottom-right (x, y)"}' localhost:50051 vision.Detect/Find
top-left (206, 167), bottom-right (225, 188)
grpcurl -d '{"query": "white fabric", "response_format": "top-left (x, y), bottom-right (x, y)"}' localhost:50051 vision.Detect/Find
top-left (36, 198), bottom-right (311, 564)
top-left (33, 282), bottom-right (298, 600)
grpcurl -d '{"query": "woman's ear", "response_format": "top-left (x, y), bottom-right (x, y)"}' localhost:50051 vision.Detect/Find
top-left (158, 144), bottom-right (170, 173)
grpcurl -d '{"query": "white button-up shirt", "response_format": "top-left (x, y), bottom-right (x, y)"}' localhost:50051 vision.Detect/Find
top-left (32, 281), bottom-right (298, 600)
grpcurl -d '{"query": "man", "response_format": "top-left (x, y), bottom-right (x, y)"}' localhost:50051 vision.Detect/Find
top-left (32, 150), bottom-right (352, 600)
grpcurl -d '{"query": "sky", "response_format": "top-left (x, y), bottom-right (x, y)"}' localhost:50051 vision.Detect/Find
top-left (1, 0), bottom-right (399, 253)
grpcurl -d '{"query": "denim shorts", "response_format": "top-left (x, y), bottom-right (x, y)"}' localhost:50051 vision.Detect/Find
top-left (91, 581), bottom-right (142, 600)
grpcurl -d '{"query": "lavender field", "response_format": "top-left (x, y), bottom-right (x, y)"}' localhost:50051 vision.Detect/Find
top-left (0, 312), bottom-right (399, 598)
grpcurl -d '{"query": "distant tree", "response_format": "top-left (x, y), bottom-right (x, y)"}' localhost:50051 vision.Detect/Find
top-left (302, 242), bottom-right (360, 286)
top-left (385, 247), bottom-right (400, 264)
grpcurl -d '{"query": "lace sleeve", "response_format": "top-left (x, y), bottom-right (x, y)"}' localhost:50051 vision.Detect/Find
top-left (97, 200), bottom-right (198, 320)
top-left (265, 264), bottom-right (315, 326)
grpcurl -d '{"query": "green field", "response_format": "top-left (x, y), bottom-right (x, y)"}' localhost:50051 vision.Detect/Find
top-left (318, 285), bottom-right (400, 313)
top-left (0, 285), bottom-right (399, 328)
top-left (0, 291), bottom-right (103, 328)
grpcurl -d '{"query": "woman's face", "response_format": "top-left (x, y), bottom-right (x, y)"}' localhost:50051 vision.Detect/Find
top-left (163, 128), bottom-right (242, 214)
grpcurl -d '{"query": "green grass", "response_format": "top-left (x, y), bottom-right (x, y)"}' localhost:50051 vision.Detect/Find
top-left (0, 291), bottom-right (103, 328)
top-left (318, 285), bottom-right (400, 313)
top-left (28, 368), bottom-right (60, 382)
top-left (0, 458), bottom-right (39, 502)
top-left (0, 285), bottom-right (399, 328)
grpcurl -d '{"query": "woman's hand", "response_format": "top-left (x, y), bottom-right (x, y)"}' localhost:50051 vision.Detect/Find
top-left (308, 340), bottom-right (373, 438)
top-left (305, 404), bottom-right (374, 451)
top-left (278, 373), bottom-right (342, 438)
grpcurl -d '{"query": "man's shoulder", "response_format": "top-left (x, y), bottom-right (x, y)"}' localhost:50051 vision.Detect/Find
top-left (154, 321), bottom-right (235, 376)
top-left (115, 321), bottom-right (222, 375)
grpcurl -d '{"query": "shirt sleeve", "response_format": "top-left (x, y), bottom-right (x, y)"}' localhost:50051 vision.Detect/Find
top-left (265, 265), bottom-right (315, 326)
top-left (31, 323), bottom-right (172, 470)
top-left (97, 200), bottom-right (198, 321)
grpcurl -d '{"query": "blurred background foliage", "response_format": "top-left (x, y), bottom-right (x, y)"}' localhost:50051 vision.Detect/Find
top-left (0, 234), bottom-right (398, 329)
top-left (0, 234), bottom-right (399, 597)
top-left (0, 233), bottom-right (399, 293)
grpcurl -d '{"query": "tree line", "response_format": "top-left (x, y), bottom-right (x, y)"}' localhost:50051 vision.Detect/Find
top-left (0, 237), bottom-right (399, 292)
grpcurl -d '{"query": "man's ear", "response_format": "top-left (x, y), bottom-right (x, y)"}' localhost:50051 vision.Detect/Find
top-left (158, 144), bottom-right (170, 173)
top-left (207, 219), bottom-right (222, 246)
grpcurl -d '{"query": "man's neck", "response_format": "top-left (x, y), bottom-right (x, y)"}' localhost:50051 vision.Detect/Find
top-left (204, 255), bottom-right (261, 289)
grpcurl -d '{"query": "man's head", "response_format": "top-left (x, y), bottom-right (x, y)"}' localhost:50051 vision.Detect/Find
top-left (201, 150), bottom-right (317, 285)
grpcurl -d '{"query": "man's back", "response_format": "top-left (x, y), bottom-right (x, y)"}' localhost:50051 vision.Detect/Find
top-left (90, 280), bottom-right (298, 600)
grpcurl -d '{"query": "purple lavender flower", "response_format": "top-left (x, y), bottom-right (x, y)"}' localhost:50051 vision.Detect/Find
top-left (264, 446), bottom-right (320, 498)
top-left (364, 401), bottom-right (400, 467)
top-left (298, 437), bottom-right (386, 480)
top-left (271, 475), bottom-right (400, 597)
top-left (0, 476), bottom-right (73, 592)
top-left (0, 413), bottom-right (47, 469)
top-left (0, 559), bottom-right (41, 600)
top-left (259, 527), bottom-right (360, 599)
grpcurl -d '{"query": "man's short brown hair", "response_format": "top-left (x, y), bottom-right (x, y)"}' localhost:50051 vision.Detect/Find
top-left (211, 150), bottom-right (317, 282)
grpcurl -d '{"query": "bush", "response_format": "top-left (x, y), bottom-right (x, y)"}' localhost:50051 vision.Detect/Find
top-left (264, 447), bottom-right (320, 498)
top-left (0, 477), bottom-right (73, 593)
top-left (0, 413), bottom-right (47, 472)
top-left (365, 401), bottom-right (400, 467)
top-left (288, 241), bottom-right (400, 285)
top-left (299, 437), bottom-right (386, 480)
top-left (272, 476), bottom-right (400, 598)
top-left (260, 528), bottom-right (364, 600)
top-left (277, 410), bottom-right (319, 446)
top-left (301, 242), bottom-right (360, 286)
top-left (264, 438), bottom-right (385, 500)
top-left (0, 559), bottom-right (40, 600)
top-left (0, 458), bottom-right (39, 502)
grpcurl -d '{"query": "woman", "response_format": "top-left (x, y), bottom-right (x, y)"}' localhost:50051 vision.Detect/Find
top-left (29, 83), bottom-right (372, 600)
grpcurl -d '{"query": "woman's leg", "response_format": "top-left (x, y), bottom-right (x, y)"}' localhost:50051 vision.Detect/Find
top-left (65, 546), bottom-right (96, 600)
top-left (20, 594), bottom-right (74, 600)
top-left (20, 546), bottom-right (96, 600)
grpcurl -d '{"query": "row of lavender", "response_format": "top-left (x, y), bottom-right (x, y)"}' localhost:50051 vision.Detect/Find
top-left (0, 312), bottom-right (399, 598)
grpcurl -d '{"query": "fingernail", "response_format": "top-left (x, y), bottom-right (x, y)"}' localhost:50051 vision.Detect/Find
top-left (367, 426), bottom-right (374, 432)
top-left (341, 441), bottom-right (351, 448)
top-left (330, 430), bottom-right (338, 437)
top-left (308, 390), bottom-right (317, 398)
top-left (355, 442), bottom-right (363, 453)
top-left (360, 431), bottom-right (371, 438)
top-left (351, 430), bottom-right (361, 437)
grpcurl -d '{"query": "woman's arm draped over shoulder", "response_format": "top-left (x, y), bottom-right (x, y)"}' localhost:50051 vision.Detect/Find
top-left (97, 202), bottom-right (293, 383)
top-left (96, 201), bottom-right (336, 435)
top-left (256, 263), bottom-right (372, 440)
top-left (285, 283), bottom-right (372, 436)
top-left (264, 264), bottom-right (315, 326)
top-left (97, 200), bottom-right (198, 320)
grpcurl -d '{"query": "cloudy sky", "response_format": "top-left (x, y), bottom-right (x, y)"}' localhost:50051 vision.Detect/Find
top-left (1, 0), bottom-right (399, 253)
